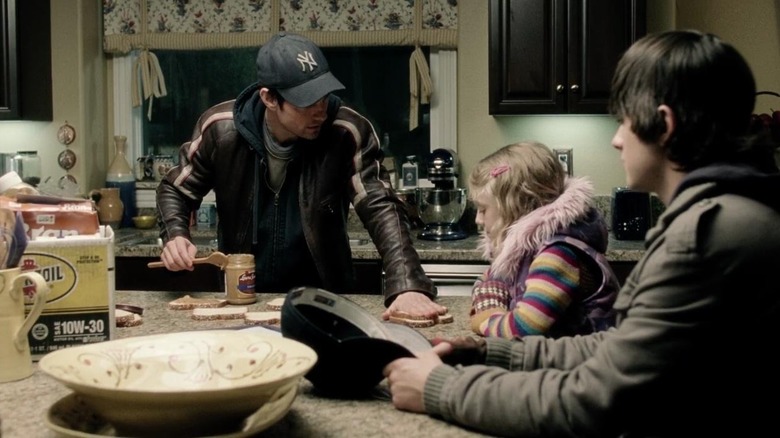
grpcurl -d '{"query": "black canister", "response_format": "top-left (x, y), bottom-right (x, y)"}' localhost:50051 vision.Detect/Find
top-left (611, 187), bottom-right (651, 241)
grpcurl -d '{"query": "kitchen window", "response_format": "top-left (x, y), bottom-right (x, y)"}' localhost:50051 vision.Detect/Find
top-left (112, 48), bottom-right (457, 180)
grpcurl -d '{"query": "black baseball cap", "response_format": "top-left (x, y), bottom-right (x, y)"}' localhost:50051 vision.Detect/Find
top-left (256, 32), bottom-right (345, 107)
top-left (280, 286), bottom-right (431, 397)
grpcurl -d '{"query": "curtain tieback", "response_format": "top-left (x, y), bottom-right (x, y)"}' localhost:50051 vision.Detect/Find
top-left (409, 45), bottom-right (433, 131)
top-left (131, 49), bottom-right (168, 120)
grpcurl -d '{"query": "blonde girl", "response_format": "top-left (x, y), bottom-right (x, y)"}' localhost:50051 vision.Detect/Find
top-left (468, 141), bottom-right (620, 338)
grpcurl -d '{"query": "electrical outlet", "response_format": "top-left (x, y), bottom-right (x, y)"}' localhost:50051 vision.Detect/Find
top-left (553, 148), bottom-right (573, 176)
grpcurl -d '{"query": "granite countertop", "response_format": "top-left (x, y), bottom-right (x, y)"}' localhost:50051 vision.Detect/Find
top-left (114, 227), bottom-right (645, 262)
top-left (0, 291), bottom-right (490, 438)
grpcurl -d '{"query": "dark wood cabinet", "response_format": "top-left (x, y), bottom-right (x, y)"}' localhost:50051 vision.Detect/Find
top-left (0, 0), bottom-right (51, 121)
top-left (116, 257), bottom-right (224, 292)
top-left (489, 0), bottom-right (645, 115)
top-left (116, 257), bottom-right (384, 294)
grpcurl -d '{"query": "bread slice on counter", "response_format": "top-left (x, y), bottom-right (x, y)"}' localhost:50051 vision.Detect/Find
top-left (120, 313), bottom-right (144, 327)
top-left (389, 310), bottom-right (433, 321)
top-left (388, 315), bottom-right (436, 328)
top-left (191, 307), bottom-right (247, 321)
top-left (168, 294), bottom-right (227, 310)
top-left (115, 308), bottom-right (135, 325)
top-left (265, 297), bottom-right (286, 311)
top-left (115, 309), bottom-right (143, 327)
top-left (388, 310), bottom-right (455, 328)
top-left (437, 313), bottom-right (454, 324)
top-left (245, 311), bottom-right (282, 326)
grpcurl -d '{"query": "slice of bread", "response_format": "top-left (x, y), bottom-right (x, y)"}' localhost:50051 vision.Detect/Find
top-left (245, 311), bottom-right (282, 326)
top-left (117, 312), bottom-right (143, 327)
top-left (388, 310), bottom-right (433, 321)
top-left (265, 297), bottom-right (286, 311)
top-left (436, 313), bottom-right (454, 324)
top-left (169, 294), bottom-right (227, 310)
top-left (388, 315), bottom-right (436, 328)
top-left (115, 308), bottom-right (135, 326)
top-left (117, 313), bottom-right (144, 327)
top-left (387, 310), bottom-right (454, 327)
top-left (191, 307), bottom-right (247, 321)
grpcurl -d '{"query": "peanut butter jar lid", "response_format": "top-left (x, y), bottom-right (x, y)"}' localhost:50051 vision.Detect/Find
top-left (227, 253), bottom-right (254, 264)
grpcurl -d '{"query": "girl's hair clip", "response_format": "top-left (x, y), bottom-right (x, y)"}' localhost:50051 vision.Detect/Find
top-left (490, 164), bottom-right (510, 178)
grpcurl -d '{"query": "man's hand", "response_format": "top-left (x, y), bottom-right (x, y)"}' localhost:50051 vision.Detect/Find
top-left (160, 236), bottom-right (198, 271)
top-left (431, 336), bottom-right (487, 366)
top-left (383, 343), bottom-right (450, 413)
top-left (382, 291), bottom-right (447, 320)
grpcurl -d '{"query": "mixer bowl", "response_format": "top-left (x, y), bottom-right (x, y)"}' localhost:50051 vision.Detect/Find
top-left (417, 188), bottom-right (467, 224)
top-left (416, 188), bottom-right (468, 240)
top-left (394, 188), bottom-right (424, 228)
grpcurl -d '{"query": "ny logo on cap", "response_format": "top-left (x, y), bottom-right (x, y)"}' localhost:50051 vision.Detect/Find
top-left (296, 51), bottom-right (318, 72)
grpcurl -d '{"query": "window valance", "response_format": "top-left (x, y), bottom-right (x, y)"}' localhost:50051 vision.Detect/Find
top-left (103, 0), bottom-right (457, 51)
top-left (103, 0), bottom-right (457, 128)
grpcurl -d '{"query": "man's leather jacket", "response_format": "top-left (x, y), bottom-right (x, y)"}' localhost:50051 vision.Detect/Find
top-left (156, 84), bottom-right (434, 305)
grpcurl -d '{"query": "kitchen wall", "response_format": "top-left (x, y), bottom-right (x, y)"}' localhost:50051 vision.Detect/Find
top-left (0, 0), bottom-right (778, 196)
top-left (457, 0), bottom-right (780, 195)
top-left (677, 0), bottom-right (780, 113)
top-left (0, 0), bottom-right (106, 195)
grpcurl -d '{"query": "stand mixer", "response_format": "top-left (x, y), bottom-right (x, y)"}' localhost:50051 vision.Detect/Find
top-left (417, 149), bottom-right (468, 241)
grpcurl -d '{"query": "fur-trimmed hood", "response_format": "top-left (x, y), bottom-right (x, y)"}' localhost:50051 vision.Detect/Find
top-left (482, 177), bottom-right (607, 279)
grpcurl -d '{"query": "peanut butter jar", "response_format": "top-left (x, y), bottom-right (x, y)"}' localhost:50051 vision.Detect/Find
top-left (224, 254), bottom-right (256, 304)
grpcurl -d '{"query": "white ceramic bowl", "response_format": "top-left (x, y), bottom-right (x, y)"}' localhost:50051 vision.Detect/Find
top-left (39, 330), bottom-right (317, 437)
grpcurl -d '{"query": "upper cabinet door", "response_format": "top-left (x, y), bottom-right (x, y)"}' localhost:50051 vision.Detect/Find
top-left (489, 0), bottom-right (646, 115)
top-left (0, 0), bottom-right (51, 121)
top-left (0, 0), bottom-right (19, 118)
top-left (567, 0), bottom-right (646, 113)
top-left (489, 0), bottom-right (567, 114)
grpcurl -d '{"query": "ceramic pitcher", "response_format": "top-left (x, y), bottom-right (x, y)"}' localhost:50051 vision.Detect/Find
top-left (0, 267), bottom-right (50, 383)
top-left (89, 187), bottom-right (123, 229)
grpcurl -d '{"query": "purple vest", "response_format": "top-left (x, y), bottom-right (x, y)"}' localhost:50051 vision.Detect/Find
top-left (509, 235), bottom-right (619, 335)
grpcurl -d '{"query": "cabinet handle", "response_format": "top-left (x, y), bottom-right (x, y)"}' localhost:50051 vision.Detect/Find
top-left (570, 84), bottom-right (580, 93)
top-left (556, 84), bottom-right (564, 93)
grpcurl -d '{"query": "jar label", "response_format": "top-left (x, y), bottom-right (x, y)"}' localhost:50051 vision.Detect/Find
top-left (237, 271), bottom-right (256, 293)
top-left (225, 265), bottom-right (256, 304)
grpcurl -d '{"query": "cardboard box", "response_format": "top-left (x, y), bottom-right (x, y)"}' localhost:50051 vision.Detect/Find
top-left (0, 194), bottom-right (100, 239)
top-left (22, 226), bottom-right (115, 360)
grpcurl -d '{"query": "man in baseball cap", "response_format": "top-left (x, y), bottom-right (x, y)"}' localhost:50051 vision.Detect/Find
top-left (157, 32), bottom-right (444, 321)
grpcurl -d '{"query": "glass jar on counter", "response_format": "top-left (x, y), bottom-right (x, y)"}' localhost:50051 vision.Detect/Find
top-left (12, 151), bottom-right (41, 186)
top-left (224, 254), bottom-right (256, 304)
top-left (153, 155), bottom-right (174, 182)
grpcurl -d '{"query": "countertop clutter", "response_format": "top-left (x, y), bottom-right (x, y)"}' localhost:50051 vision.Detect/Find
top-left (0, 291), bottom-right (491, 438)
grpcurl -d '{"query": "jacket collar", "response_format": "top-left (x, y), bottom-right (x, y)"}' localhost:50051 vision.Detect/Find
top-left (647, 163), bottom-right (780, 245)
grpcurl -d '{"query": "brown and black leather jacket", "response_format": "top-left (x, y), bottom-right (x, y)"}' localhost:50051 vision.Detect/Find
top-left (156, 84), bottom-right (434, 305)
